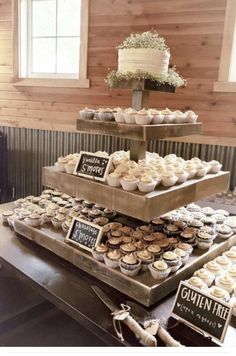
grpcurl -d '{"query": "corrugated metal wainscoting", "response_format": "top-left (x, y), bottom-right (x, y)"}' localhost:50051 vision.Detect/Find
top-left (0, 126), bottom-right (235, 202)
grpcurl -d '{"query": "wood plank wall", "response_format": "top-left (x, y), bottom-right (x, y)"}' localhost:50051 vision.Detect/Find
top-left (0, 0), bottom-right (236, 138)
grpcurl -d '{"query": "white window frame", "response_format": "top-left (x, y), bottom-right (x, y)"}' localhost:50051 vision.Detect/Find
top-left (12, 0), bottom-right (90, 88)
top-left (214, 0), bottom-right (236, 92)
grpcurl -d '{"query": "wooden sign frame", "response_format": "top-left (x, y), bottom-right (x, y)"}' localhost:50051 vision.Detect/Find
top-left (73, 151), bottom-right (112, 182)
top-left (65, 217), bottom-right (103, 252)
top-left (172, 281), bottom-right (233, 343)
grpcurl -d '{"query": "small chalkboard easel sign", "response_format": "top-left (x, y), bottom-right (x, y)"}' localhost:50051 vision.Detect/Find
top-left (172, 281), bottom-right (233, 343)
top-left (65, 217), bottom-right (103, 252)
top-left (73, 152), bottom-right (112, 182)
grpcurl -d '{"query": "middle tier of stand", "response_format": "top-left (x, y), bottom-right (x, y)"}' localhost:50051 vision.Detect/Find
top-left (76, 119), bottom-right (202, 141)
top-left (42, 167), bottom-right (229, 222)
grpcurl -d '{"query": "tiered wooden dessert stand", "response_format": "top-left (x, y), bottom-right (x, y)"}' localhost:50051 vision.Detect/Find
top-left (14, 80), bottom-right (231, 306)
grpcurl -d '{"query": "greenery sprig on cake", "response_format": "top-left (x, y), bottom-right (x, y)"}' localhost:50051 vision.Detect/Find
top-left (105, 67), bottom-right (186, 88)
top-left (117, 30), bottom-right (169, 52)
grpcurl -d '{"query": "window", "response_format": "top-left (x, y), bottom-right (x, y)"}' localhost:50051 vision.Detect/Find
top-left (13, 0), bottom-right (89, 88)
top-left (214, 0), bottom-right (236, 92)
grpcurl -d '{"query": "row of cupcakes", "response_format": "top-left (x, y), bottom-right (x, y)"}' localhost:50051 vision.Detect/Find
top-left (1, 190), bottom-right (117, 232)
top-left (186, 245), bottom-right (236, 317)
top-left (79, 107), bottom-right (198, 125)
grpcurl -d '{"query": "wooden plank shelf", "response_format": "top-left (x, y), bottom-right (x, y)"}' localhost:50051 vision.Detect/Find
top-left (13, 219), bottom-right (236, 307)
top-left (76, 119), bottom-right (202, 141)
top-left (42, 167), bottom-right (230, 222)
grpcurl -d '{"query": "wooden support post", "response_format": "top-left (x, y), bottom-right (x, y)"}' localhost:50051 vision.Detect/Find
top-left (130, 140), bottom-right (147, 161)
top-left (132, 90), bottom-right (150, 111)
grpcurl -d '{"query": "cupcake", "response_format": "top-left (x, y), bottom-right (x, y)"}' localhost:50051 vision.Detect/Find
top-left (173, 110), bottom-right (186, 124)
top-left (124, 108), bottom-right (137, 124)
top-left (201, 217), bottom-right (216, 228)
top-left (134, 240), bottom-right (147, 251)
top-left (107, 222), bottom-right (123, 231)
top-left (136, 225), bottom-right (152, 235)
top-left (26, 213), bottom-right (41, 227)
top-left (106, 172), bottom-right (121, 187)
top-left (148, 109), bottom-right (163, 124)
top-left (119, 253), bottom-right (141, 276)
top-left (99, 108), bottom-right (114, 121)
top-left (208, 286), bottom-right (230, 302)
top-left (114, 108), bottom-right (125, 123)
top-left (61, 219), bottom-right (72, 234)
top-left (215, 209), bottom-right (229, 217)
top-left (65, 160), bottom-right (77, 174)
top-left (204, 261), bottom-right (223, 277)
top-left (143, 234), bottom-right (157, 245)
top-left (147, 244), bottom-right (162, 259)
top-left (161, 173), bottom-right (178, 187)
top-left (91, 243), bottom-right (108, 261)
top-left (185, 110), bottom-right (198, 123)
top-left (120, 175), bottom-right (138, 191)
top-left (153, 232), bottom-right (167, 241)
top-left (88, 209), bottom-right (102, 220)
top-left (208, 160), bottom-right (222, 174)
top-left (14, 198), bottom-right (26, 207)
top-left (164, 224), bottom-right (180, 237)
top-left (51, 214), bottom-right (65, 228)
top-left (175, 169), bottom-right (188, 183)
top-left (104, 249), bottom-right (122, 269)
top-left (120, 243), bottom-right (136, 254)
top-left (186, 203), bottom-right (202, 213)
top-left (131, 230), bottom-right (144, 241)
top-left (193, 268), bottom-right (215, 287)
top-left (119, 226), bottom-right (134, 236)
top-left (1, 210), bottom-right (14, 224)
top-left (223, 250), bottom-right (236, 264)
top-left (187, 277), bottom-right (208, 290)
top-left (214, 256), bottom-right (232, 270)
top-left (93, 217), bottom-right (110, 227)
top-left (136, 249), bottom-right (154, 271)
top-left (179, 230), bottom-right (196, 245)
top-left (201, 207), bottom-right (215, 216)
top-left (83, 200), bottom-right (94, 208)
top-left (173, 248), bottom-right (189, 266)
top-left (196, 231), bottom-right (214, 250)
top-left (103, 208), bottom-right (116, 220)
top-left (134, 109), bottom-right (152, 125)
top-left (176, 242), bottom-right (193, 255)
top-left (150, 218), bottom-right (165, 232)
top-left (122, 236), bottom-right (133, 244)
top-left (149, 260), bottom-right (171, 280)
top-left (167, 237), bottom-right (179, 249)
top-left (162, 251), bottom-right (181, 272)
top-left (211, 214), bottom-right (225, 225)
top-left (107, 237), bottom-right (123, 250)
top-left (80, 207), bottom-right (90, 216)
top-left (41, 211), bottom-right (54, 224)
top-left (195, 164), bottom-right (208, 177)
top-left (215, 274), bottom-right (234, 293)
top-left (79, 107), bottom-right (95, 120)
top-left (226, 265), bottom-right (236, 283)
top-left (216, 225), bottom-right (233, 239)
top-left (161, 108), bottom-right (174, 123)
top-left (137, 175), bottom-right (156, 193)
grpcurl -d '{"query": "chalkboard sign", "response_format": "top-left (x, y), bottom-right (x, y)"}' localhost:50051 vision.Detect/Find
top-left (172, 281), bottom-right (232, 342)
top-left (65, 217), bottom-right (103, 252)
top-left (73, 152), bottom-right (112, 182)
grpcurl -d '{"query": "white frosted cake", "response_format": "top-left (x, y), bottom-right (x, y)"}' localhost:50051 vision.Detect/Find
top-left (118, 48), bottom-right (170, 76)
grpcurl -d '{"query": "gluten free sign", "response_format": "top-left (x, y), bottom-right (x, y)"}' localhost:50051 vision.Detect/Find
top-left (172, 281), bottom-right (232, 342)
top-left (74, 152), bottom-right (112, 181)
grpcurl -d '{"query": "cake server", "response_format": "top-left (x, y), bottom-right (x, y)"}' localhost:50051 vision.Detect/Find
top-left (91, 285), bottom-right (157, 346)
top-left (127, 301), bottom-right (182, 347)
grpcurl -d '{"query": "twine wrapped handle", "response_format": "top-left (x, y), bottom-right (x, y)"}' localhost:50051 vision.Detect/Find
top-left (112, 304), bottom-right (157, 346)
top-left (144, 319), bottom-right (182, 347)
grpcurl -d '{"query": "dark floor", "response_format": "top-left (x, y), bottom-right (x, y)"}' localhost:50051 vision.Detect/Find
top-left (0, 274), bottom-right (105, 346)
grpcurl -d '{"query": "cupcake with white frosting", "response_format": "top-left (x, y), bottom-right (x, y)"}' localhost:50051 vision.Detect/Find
top-left (215, 274), bottom-right (234, 293)
top-left (223, 250), bottom-right (236, 264)
top-left (208, 160), bottom-right (222, 174)
top-left (161, 108), bottom-right (174, 123)
top-left (149, 260), bottom-right (171, 280)
top-left (119, 253), bottom-right (141, 276)
top-left (120, 175), bottom-right (138, 191)
top-left (185, 110), bottom-right (198, 123)
top-left (124, 108), bottom-right (137, 124)
top-left (148, 109), bottom-right (163, 124)
top-left (137, 175), bottom-right (156, 193)
top-left (106, 171), bottom-right (121, 187)
top-left (134, 109), bottom-right (152, 125)
top-left (162, 251), bottom-right (181, 272)
top-left (225, 265), bottom-right (236, 283)
top-left (208, 286), bottom-right (230, 302)
top-left (173, 110), bottom-right (186, 124)
top-left (114, 107), bottom-right (125, 123)
top-left (161, 172), bottom-right (178, 187)
top-left (104, 249), bottom-right (122, 269)
top-left (214, 255), bottom-right (232, 270)
top-left (193, 268), bottom-right (215, 287)
top-left (136, 249), bottom-right (154, 271)
top-left (187, 276), bottom-right (208, 290)
top-left (204, 261), bottom-right (223, 277)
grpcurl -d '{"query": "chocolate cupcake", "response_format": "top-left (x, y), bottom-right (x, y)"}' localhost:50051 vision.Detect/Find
top-left (147, 244), bottom-right (162, 259)
top-left (143, 234), bottom-right (157, 244)
top-left (119, 253), bottom-right (141, 276)
top-left (156, 239), bottom-right (170, 252)
top-left (80, 207), bottom-right (90, 216)
top-left (150, 218), bottom-right (165, 232)
top-left (167, 237), bottom-right (179, 249)
top-left (83, 200), bottom-right (94, 209)
top-left (119, 226), bottom-right (134, 236)
top-left (179, 230), bottom-right (196, 245)
top-left (104, 249), bottom-right (122, 269)
top-left (196, 231), bottom-right (214, 250)
top-left (88, 209), bottom-right (103, 220)
top-left (107, 222), bottom-right (123, 231)
top-left (91, 243), bottom-right (108, 262)
top-left (188, 219), bottom-right (204, 229)
top-left (176, 242), bottom-right (193, 255)
top-left (131, 230), bottom-right (144, 241)
top-left (152, 232), bottom-right (166, 241)
top-left (173, 220), bottom-right (187, 230)
top-left (122, 235), bottom-right (133, 244)
top-left (136, 225), bottom-right (153, 235)
top-left (134, 240), bottom-right (147, 251)
top-left (103, 208), bottom-right (116, 220)
top-left (107, 237), bottom-right (123, 249)
top-left (107, 230), bottom-right (123, 239)
top-left (93, 217), bottom-right (110, 226)
top-left (164, 224), bottom-right (180, 237)
top-left (162, 251), bottom-right (181, 272)
top-left (136, 249), bottom-right (154, 271)
top-left (120, 242), bottom-right (136, 254)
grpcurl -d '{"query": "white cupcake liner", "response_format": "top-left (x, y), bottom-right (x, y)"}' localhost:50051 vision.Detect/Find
top-left (148, 263), bottom-right (171, 280)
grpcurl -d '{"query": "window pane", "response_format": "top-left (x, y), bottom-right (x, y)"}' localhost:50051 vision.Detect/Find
top-left (32, 0), bottom-right (56, 37)
top-left (57, 37), bottom-right (80, 73)
top-left (57, 0), bottom-right (81, 36)
top-left (32, 38), bottom-right (56, 73)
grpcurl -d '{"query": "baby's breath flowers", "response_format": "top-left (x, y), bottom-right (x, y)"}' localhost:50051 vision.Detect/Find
top-left (117, 30), bottom-right (169, 52)
top-left (105, 68), bottom-right (186, 88)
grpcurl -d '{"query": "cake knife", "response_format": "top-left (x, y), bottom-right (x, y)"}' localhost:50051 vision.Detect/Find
top-left (127, 301), bottom-right (183, 347)
top-left (91, 285), bottom-right (157, 346)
